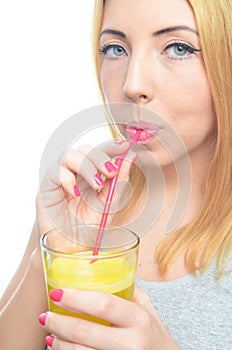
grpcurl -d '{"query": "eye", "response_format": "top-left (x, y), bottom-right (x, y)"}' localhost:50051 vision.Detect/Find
top-left (164, 42), bottom-right (201, 59)
top-left (99, 44), bottom-right (127, 58)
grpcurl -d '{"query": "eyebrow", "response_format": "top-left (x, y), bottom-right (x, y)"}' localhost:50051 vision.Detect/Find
top-left (99, 26), bottom-right (198, 40)
top-left (99, 29), bottom-right (126, 39)
top-left (153, 26), bottom-right (198, 36)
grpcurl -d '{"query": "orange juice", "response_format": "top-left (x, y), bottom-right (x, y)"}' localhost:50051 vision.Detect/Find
top-left (40, 225), bottom-right (139, 324)
top-left (43, 251), bottom-right (137, 324)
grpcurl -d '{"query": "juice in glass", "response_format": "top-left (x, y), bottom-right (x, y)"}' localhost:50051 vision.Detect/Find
top-left (40, 225), bottom-right (139, 324)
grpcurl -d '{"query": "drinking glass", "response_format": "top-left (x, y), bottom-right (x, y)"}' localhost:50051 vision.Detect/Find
top-left (40, 224), bottom-right (140, 324)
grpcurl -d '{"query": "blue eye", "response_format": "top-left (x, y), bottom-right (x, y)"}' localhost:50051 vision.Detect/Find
top-left (165, 42), bottom-right (200, 59)
top-left (99, 44), bottom-right (126, 58)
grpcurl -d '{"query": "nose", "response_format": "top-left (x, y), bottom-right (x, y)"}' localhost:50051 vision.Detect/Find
top-left (123, 55), bottom-right (155, 104)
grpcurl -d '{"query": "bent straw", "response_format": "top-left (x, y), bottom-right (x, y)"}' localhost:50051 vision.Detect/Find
top-left (93, 129), bottom-right (142, 256)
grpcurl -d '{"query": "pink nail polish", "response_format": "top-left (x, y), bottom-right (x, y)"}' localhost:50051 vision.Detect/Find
top-left (115, 140), bottom-right (126, 145)
top-left (104, 161), bottom-right (118, 173)
top-left (45, 335), bottom-right (54, 347)
top-left (50, 289), bottom-right (63, 302)
top-left (94, 174), bottom-right (104, 186)
top-left (130, 156), bottom-right (137, 170)
top-left (39, 312), bottom-right (47, 326)
top-left (73, 184), bottom-right (81, 196)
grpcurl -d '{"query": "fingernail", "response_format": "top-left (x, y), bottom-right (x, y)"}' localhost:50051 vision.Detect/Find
top-left (94, 174), bottom-right (104, 186)
top-left (73, 184), bottom-right (81, 196)
top-left (130, 156), bottom-right (137, 170)
top-left (45, 335), bottom-right (54, 347)
top-left (50, 288), bottom-right (63, 302)
top-left (38, 312), bottom-right (48, 326)
top-left (115, 140), bottom-right (125, 145)
top-left (104, 161), bottom-right (118, 173)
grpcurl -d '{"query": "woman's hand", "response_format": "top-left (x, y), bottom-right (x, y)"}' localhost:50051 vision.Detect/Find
top-left (36, 141), bottom-right (136, 235)
top-left (39, 286), bottom-right (180, 350)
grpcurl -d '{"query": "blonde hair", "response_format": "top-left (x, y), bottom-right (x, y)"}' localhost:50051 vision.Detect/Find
top-left (91, 0), bottom-right (232, 278)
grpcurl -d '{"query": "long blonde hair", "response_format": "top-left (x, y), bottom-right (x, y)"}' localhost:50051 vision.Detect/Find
top-left (91, 0), bottom-right (232, 278)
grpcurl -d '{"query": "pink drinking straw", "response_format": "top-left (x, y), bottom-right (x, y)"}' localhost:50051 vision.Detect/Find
top-left (93, 129), bottom-right (142, 256)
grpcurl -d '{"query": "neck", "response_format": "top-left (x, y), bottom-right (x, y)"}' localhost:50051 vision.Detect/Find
top-left (142, 140), bottom-right (214, 232)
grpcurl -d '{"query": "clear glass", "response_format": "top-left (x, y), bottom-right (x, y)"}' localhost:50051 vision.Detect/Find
top-left (40, 224), bottom-right (140, 324)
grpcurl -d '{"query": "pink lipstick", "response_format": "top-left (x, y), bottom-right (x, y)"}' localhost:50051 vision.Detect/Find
top-left (126, 121), bottom-right (162, 144)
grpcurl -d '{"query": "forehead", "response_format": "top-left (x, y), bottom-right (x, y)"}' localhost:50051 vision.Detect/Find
top-left (102, 0), bottom-right (196, 33)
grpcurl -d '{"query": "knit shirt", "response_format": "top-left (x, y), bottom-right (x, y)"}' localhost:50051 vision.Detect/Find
top-left (136, 259), bottom-right (232, 350)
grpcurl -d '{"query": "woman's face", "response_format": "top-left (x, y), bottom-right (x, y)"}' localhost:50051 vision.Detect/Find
top-left (99, 0), bottom-right (216, 165)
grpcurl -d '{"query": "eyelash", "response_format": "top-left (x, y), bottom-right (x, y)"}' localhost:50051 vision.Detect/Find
top-left (164, 41), bottom-right (201, 59)
top-left (98, 44), bottom-right (127, 58)
top-left (99, 41), bottom-right (201, 60)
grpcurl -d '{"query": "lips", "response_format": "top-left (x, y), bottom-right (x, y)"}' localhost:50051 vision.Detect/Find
top-left (126, 121), bottom-right (162, 144)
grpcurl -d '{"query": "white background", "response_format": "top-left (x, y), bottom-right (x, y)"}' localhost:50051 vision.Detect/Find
top-left (0, 0), bottom-right (101, 296)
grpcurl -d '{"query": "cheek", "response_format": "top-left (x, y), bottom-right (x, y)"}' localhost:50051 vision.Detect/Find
top-left (187, 81), bottom-right (212, 115)
top-left (179, 102), bottom-right (216, 153)
top-left (163, 66), bottom-right (216, 148)
top-left (184, 75), bottom-right (216, 130)
top-left (100, 62), bottom-right (127, 101)
top-left (164, 66), bottom-right (212, 116)
top-left (166, 71), bottom-right (216, 133)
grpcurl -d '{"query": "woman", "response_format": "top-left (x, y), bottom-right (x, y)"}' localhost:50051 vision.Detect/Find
top-left (1, 0), bottom-right (232, 349)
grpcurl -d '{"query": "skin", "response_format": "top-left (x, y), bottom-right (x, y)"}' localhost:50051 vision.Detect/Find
top-left (0, 0), bottom-right (217, 349)
top-left (100, 0), bottom-right (215, 168)
top-left (39, 1), bottom-right (215, 348)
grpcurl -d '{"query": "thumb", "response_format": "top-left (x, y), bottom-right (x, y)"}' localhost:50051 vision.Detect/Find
top-left (97, 151), bottom-right (137, 212)
top-left (116, 150), bottom-right (137, 181)
top-left (134, 285), bottom-right (162, 321)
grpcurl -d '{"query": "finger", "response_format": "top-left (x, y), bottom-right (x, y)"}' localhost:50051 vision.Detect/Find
top-left (95, 151), bottom-right (136, 214)
top-left (37, 163), bottom-right (67, 233)
top-left (60, 166), bottom-right (80, 197)
top-left (78, 145), bottom-right (118, 177)
top-left (38, 162), bottom-right (83, 232)
top-left (97, 140), bottom-right (130, 158)
top-left (134, 285), bottom-right (160, 320)
top-left (40, 162), bottom-right (62, 193)
top-left (115, 150), bottom-right (136, 181)
top-left (43, 312), bottom-right (110, 349)
top-left (49, 289), bottom-right (140, 327)
top-left (49, 335), bottom-right (94, 350)
top-left (43, 312), bottom-right (132, 350)
top-left (79, 141), bottom-right (135, 180)
top-left (63, 149), bottom-right (105, 190)
top-left (39, 164), bottom-right (79, 209)
top-left (64, 142), bottom-right (135, 193)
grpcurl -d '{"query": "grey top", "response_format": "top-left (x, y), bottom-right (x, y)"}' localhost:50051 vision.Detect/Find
top-left (136, 259), bottom-right (232, 350)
